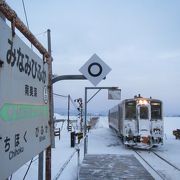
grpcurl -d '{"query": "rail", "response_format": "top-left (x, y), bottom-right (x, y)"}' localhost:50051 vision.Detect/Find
top-left (134, 150), bottom-right (164, 180)
top-left (134, 149), bottom-right (180, 180)
top-left (152, 151), bottom-right (180, 171)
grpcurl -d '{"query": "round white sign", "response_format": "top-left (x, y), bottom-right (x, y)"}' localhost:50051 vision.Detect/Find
top-left (88, 62), bottom-right (102, 77)
top-left (79, 54), bottom-right (111, 86)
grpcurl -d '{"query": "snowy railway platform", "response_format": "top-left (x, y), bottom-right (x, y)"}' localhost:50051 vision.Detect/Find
top-left (79, 154), bottom-right (153, 180)
top-left (10, 115), bottom-right (180, 179)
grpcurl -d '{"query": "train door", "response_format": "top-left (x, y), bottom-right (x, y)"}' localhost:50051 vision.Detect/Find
top-left (137, 104), bottom-right (151, 138)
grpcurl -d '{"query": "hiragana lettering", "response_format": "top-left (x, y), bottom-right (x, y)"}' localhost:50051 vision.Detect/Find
top-left (31, 59), bottom-right (37, 79)
top-left (24, 55), bottom-right (31, 76)
top-left (4, 137), bottom-right (10, 152)
top-left (6, 38), bottom-right (47, 83)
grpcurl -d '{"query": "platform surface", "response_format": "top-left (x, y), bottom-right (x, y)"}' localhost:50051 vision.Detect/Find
top-left (79, 154), bottom-right (154, 180)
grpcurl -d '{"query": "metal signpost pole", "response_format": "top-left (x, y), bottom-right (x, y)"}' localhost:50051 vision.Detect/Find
top-left (84, 87), bottom-right (88, 156)
top-left (80, 100), bottom-right (83, 132)
top-left (39, 29), bottom-right (53, 180)
top-left (83, 87), bottom-right (119, 157)
top-left (45, 29), bottom-right (54, 180)
top-left (52, 75), bottom-right (86, 84)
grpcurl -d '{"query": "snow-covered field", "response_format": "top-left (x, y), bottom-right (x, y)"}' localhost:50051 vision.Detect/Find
top-left (11, 116), bottom-right (180, 180)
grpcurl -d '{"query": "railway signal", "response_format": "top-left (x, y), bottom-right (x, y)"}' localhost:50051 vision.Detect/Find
top-left (74, 98), bottom-right (83, 132)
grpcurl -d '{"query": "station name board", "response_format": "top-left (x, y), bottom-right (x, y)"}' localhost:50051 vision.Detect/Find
top-left (0, 18), bottom-right (50, 179)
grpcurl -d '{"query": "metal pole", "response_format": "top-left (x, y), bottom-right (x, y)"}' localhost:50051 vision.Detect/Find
top-left (84, 87), bottom-right (87, 156)
top-left (38, 28), bottom-right (54, 180)
top-left (52, 75), bottom-right (86, 84)
top-left (38, 151), bottom-right (43, 180)
top-left (46, 29), bottom-right (54, 180)
top-left (80, 102), bottom-right (83, 132)
top-left (83, 86), bottom-right (119, 157)
top-left (77, 147), bottom-right (80, 180)
top-left (67, 95), bottom-right (70, 130)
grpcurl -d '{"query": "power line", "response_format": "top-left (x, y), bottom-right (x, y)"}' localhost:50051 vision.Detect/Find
top-left (53, 93), bottom-right (80, 112)
top-left (22, 0), bottom-right (29, 29)
top-left (20, 30), bottom-right (47, 40)
top-left (53, 93), bottom-right (68, 98)
top-left (35, 30), bottom-right (47, 37)
top-left (21, 0), bottom-right (33, 49)
top-left (23, 158), bottom-right (33, 180)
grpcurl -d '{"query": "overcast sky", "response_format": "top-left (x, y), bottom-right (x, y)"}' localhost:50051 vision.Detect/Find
top-left (6, 0), bottom-right (180, 115)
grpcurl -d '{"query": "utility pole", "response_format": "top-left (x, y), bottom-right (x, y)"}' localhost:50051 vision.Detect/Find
top-left (46, 29), bottom-right (54, 180)
top-left (39, 43), bottom-right (53, 179)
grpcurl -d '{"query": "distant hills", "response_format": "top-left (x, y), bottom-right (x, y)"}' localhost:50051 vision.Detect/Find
top-left (54, 107), bottom-right (108, 116)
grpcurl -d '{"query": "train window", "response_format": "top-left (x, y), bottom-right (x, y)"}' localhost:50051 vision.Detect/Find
top-left (125, 101), bottom-right (136, 119)
top-left (140, 106), bottom-right (148, 119)
top-left (151, 102), bottom-right (162, 119)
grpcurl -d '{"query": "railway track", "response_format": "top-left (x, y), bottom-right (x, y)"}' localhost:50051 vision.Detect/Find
top-left (152, 151), bottom-right (180, 172)
top-left (134, 150), bottom-right (180, 180)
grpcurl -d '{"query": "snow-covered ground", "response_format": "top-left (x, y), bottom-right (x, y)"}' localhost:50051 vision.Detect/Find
top-left (11, 116), bottom-right (180, 180)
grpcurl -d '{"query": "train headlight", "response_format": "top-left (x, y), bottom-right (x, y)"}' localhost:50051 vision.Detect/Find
top-left (143, 100), bottom-right (148, 105)
top-left (138, 100), bottom-right (148, 105)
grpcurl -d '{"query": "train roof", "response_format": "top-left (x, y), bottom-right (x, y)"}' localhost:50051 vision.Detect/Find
top-left (109, 96), bottom-right (162, 112)
top-left (123, 97), bottom-right (162, 103)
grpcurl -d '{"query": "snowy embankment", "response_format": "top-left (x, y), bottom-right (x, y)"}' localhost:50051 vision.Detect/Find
top-left (157, 117), bottom-right (180, 168)
top-left (11, 116), bottom-right (180, 180)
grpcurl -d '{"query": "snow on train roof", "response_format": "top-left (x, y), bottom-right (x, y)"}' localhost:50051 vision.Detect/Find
top-left (109, 96), bottom-right (162, 112)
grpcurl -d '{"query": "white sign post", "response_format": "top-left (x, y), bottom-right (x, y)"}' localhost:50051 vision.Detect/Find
top-left (0, 18), bottom-right (50, 179)
top-left (79, 54), bottom-right (111, 86)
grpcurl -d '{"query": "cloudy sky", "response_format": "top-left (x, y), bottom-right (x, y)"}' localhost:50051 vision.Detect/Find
top-left (6, 0), bottom-right (180, 115)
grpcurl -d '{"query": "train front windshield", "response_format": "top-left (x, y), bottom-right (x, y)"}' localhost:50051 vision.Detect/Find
top-left (140, 106), bottom-right (149, 119)
top-left (125, 100), bottom-right (162, 120)
top-left (125, 101), bottom-right (136, 119)
top-left (151, 101), bottom-right (162, 119)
